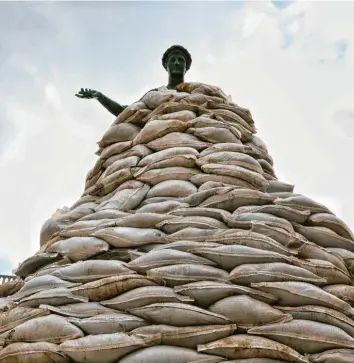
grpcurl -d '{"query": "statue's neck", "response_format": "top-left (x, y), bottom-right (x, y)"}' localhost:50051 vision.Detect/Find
top-left (167, 74), bottom-right (184, 90)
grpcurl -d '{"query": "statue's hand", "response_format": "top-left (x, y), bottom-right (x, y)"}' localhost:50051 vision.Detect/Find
top-left (75, 88), bottom-right (102, 99)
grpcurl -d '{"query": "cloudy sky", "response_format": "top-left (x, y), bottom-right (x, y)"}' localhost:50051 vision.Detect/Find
top-left (0, 0), bottom-right (353, 274)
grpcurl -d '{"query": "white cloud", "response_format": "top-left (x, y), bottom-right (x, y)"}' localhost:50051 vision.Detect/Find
top-left (0, 0), bottom-right (353, 273)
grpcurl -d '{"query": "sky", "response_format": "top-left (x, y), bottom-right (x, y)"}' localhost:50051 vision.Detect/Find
top-left (0, 0), bottom-right (353, 274)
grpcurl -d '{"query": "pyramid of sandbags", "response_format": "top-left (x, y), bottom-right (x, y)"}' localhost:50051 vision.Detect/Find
top-left (1, 82), bottom-right (354, 363)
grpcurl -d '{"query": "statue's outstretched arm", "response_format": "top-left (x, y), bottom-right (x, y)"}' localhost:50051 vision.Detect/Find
top-left (75, 88), bottom-right (127, 117)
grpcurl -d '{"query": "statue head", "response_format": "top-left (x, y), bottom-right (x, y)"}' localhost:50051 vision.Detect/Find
top-left (162, 45), bottom-right (192, 77)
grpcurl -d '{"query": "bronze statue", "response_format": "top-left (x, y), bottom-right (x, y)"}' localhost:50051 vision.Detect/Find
top-left (75, 45), bottom-right (192, 117)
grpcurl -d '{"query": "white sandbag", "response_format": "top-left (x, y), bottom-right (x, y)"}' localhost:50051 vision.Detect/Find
top-left (277, 305), bottom-right (354, 338)
top-left (251, 281), bottom-right (351, 313)
top-left (68, 313), bottom-right (147, 334)
top-left (127, 249), bottom-right (215, 274)
top-left (209, 295), bottom-right (292, 329)
top-left (129, 302), bottom-right (231, 326)
top-left (0, 307), bottom-right (49, 334)
top-left (274, 195), bottom-right (333, 214)
top-left (117, 345), bottom-right (224, 363)
top-left (70, 274), bottom-right (158, 301)
top-left (197, 334), bottom-right (308, 362)
top-left (323, 285), bottom-right (354, 306)
top-left (147, 264), bottom-right (229, 287)
top-left (47, 236), bottom-right (109, 262)
top-left (309, 349), bottom-right (354, 363)
top-left (18, 288), bottom-right (88, 308)
top-left (190, 245), bottom-right (289, 271)
top-left (12, 275), bottom-right (79, 301)
top-left (0, 342), bottom-right (71, 363)
top-left (157, 216), bottom-right (228, 233)
top-left (13, 253), bottom-right (59, 278)
top-left (153, 241), bottom-right (222, 253)
top-left (113, 213), bottom-right (176, 228)
top-left (59, 332), bottom-right (154, 363)
top-left (1, 314), bottom-right (83, 344)
top-left (229, 262), bottom-right (325, 285)
top-left (38, 302), bottom-right (118, 318)
top-left (51, 260), bottom-right (135, 283)
top-left (92, 227), bottom-right (166, 248)
top-left (132, 324), bottom-right (236, 349)
top-left (101, 286), bottom-right (193, 310)
top-left (248, 319), bottom-right (354, 354)
top-left (174, 281), bottom-right (277, 307)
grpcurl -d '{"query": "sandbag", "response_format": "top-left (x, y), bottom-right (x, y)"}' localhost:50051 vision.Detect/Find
top-left (309, 349), bottom-right (354, 363)
top-left (146, 180), bottom-right (197, 198)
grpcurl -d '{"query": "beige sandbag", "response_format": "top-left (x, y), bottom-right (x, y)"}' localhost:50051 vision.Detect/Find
top-left (92, 227), bottom-right (166, 248)
top-left (102, 145), bottom-right (152, 169)
top-left (1, 314), bottom-right (83, 344)
top-left (138, 196), bottom-right (183, 207)
top-left (197, 334), bottom-right (308, 362)
top-left (309, 349), bottom-right (354, 363)
top-left (127, 249), bottom-right (215, 274)
top-left (167, 227), bottom-right (234, 242)
top-left (323, 285), bottom-right (354, 306)
top-left (248, 319), bottom-right (354, 354)
top-left (12, 275), bottom-right (79, 301)
top-left (39, 302), bottom-right (117, 318)
top-left (137, 154), bottom-right (198, 172)
top-left (277, 306), bottom-right (354, 338)
top-left (101, 156), bottom-right (140, 178)
top-left (209, 295), bottom-right (292, 330)
top-left (129, 302), bottom-right (231, 326)
top-left (289, 258), bottom-right (352, 285)
top-left (199, 189), bottom-right (275, 212)
top-left (151, 109), bottom-right (196, 122)
top-left (98, 124), bottom-right (140, 147)
top-left (0, 307), bottom-right (49, 334)
top-left (70, 274), bottom-right (158, 301)
top-left (135, 200), bottom-right (189, 214)
top-left (101, 286), bottom-right (193, 311)
top-left (136, 166), bottom-right (200, 185)
top-left (51, 260), bottom-right (135, 283)
top-left (197, 152), bottom-right (262, 174)
top-left (250, 222), bottom-right (296, 247)
top-left (147, 264), bottom-right (229, 287)
top-left (113, 213), bottom-right (176, 229)
top-left (0, 280), bottom-right (24, 298)
top-left (18, 288), bottom-right (88, 308)
top-left (229, 262), bottom-right (325, 285)
top-left (146, 132), bottom-right (211, 151)
top-left (189, 127), bottom-right (241, 144)
top-left (274, 195), bottom-right (332, 214)
top-left (221, 360), bottom-right (288, 363)
top-left (0, 298), bottom-right (16, 313)
top-left (182, 187), bottom-right (236, 207)
top-left (141, 90), bottom-right (175, 109)
top-left (0, 342), bottom-right (71, 363)
top-left (47, 236), bottom-right (109, 262)
top-left (234, 204), bottom-right (310, 224)
top-left (99, 140), bottom-right (133, 160)
top-left (138, 146), bottom-right (199, 167)
top-left (146, 180), bottom-right (197, 198)
top-left (133, 324), bottom-right (236, 349)
top-left (201, 164), bottom-right (267, 190)
top-left (133, 119), bottom-right (188, 145)
top-left (307, 213), bottom-right (354, 240)
top-left (251, 281), bottom-right (351, 313)
top-left (293, 224), bottom-right (354, 252)
top-left (117, 345), bottom-right (224, 363)
top-left (59, 332), bottom-right (154, 363)
top-left (114, 101), bottom-right (147, 124)
top-left (68, 313), bottom-right (147, 335)
top-left (190, 245), bottom-right (289, 271)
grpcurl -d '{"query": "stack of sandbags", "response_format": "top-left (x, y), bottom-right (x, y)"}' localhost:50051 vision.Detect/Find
top-left (1, 82), bottom-right (354, 363)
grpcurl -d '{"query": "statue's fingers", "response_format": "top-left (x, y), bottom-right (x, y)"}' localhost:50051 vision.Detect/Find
top-left (75, 94), bottom-right (84, 98)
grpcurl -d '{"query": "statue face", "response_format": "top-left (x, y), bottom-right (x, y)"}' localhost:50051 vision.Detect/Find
top-left (166, 51), bottom-right (187, 76)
